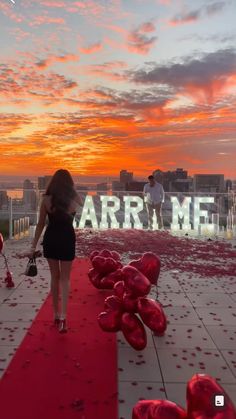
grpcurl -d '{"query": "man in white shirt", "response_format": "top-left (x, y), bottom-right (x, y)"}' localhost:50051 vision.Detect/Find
top-left (143, 175), bottom-right (164, 230)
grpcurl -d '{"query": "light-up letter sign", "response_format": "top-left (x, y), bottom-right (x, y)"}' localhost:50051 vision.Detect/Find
top-left (171, 197), bottom-right (192, 231)
top-left (193, 197), bottom-right (215, 230)
top-left (100, 196), bottom-right (120, 228)
top-left (123, 196), bottom-right (143, 229)
top-left (79, 195), bottom-right (98, 228)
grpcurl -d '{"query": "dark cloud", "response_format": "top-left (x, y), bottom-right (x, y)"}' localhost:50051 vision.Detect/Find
top-left (129, 48), bottom-right (236, 90)
top-left (206, 1), bottom-right (227, 16)
top-left (127, 21), bottom-right (157, 54)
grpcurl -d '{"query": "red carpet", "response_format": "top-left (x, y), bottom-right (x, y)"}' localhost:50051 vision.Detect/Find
top-left (0, 257), bottom-right (118, 419)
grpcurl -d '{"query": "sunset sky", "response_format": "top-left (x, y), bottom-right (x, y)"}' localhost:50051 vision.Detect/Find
top-left (0, 0), bottom-right (236, 179)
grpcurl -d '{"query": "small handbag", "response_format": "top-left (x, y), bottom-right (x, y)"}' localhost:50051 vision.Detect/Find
top-left (25, 257), bottom-right (37, 277)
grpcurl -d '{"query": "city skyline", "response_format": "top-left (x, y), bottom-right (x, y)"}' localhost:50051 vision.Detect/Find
top-left (0, 0), bottom-right (236, 177)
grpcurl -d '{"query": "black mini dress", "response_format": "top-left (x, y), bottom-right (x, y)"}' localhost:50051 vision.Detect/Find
top-left (43, 210), bottom-right (76, 261)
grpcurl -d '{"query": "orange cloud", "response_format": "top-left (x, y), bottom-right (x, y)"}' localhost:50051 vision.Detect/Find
top-left (29, 15), bottom-right (65, 26)
top-left (80, 42), bottom-right (103, 54)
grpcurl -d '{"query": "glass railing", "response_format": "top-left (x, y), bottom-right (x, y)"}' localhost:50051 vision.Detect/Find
top-left (0, 188), bottom-right (235, 239)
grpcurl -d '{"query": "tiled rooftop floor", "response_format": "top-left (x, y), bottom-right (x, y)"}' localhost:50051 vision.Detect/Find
top-left (0, 235), bottom-right (236, 418)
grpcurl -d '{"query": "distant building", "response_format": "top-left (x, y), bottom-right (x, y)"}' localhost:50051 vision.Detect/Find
top-left (120, 170), bottom-right (133, 184)
top-left (112, 181), bottom-right (125, 192)
top-left (96, 183), bottom-right (108, 192)
top-left (76, 185), bottom-right (88, 191)
top-left (0, 190), bottom-right (8, 209)
top-left (153, 168), bottom-right (188, 191)
top-left (38, 176), bottom-right (52, 191)
top-left (225, 179), bottom-right (233, 191)
top-left (193, 174), bottom-right (225, 193)
top-left (125, 181), bottom-right (146, 192)
top-left (23, 179), bottom-right (37, 210)
top-left (169, 178), bottom-right (192, 193)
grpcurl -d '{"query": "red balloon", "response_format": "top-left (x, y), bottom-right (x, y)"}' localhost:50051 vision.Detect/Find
top-left (99, 248), bottom-right (113, 258)
top-left (122, 292), bottom-right (139, 313)
top-left (92, 255), bottom-right (119, 275)
top-left (132, 400), bottom-right (187, 419)
top-left (149, 400), bottom-right (187, 418)
top-left (122, 266), bottom-right (151, 297)
top-left (0, 232), bottom-right (3, 253)
top-left (104, 295), bottom-right (123, 312)
top-left (137, 297), bottom-right (167, 336)
top-left (113, 280), bottom-right (126, 299)
top-left (98, 310), bottom-right (122, 332)
top-left (130, 252), bottom-right (161, 285)
top-left (100, 276), bottom-right (116, 289)
top-left (88, 268), bottom-right (103, 288)
top-left (110, 250), bottom-right (121, 261)
top-left (89, 250), bottom-right (100, 261)
top-left (132, 400), bottom-right (155, 419)
top-left (187, 374), bottom-right (236, 419)
top-left (121, 312), bottom-right (147, 350)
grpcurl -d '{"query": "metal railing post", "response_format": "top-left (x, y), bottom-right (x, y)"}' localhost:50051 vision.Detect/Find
top-left (9, 197), bottom-right (13, 239)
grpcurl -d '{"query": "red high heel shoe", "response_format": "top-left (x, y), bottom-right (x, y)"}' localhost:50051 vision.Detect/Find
top-left (59, 319), bottom-right (67, 333)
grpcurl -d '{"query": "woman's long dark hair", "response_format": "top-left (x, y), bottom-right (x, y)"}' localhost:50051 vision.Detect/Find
top-left (45, 169), bottom-right (77, 213)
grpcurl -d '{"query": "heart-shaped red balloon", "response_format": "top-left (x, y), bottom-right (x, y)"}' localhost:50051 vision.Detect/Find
top-left (0, 232), bottom-right (3, 253)
top-left (100, 276), bottom-right (116, 289)
top-left (121, 312), bottom-right (147, 350)
top-left (133, 400), bottom-right (187, 419)
top-left (137, 297), bottom-right (167, 335)
top-left (98, 310), bottom-right (122, 332)
top-left (92, 255), bottom-right (119, 275)
top-left (88, 268), bottom-right (104, 288)
top-left (104, 295), bottom-right (123, 312)
top-left (187, 374), bottom-right (236, 419)
top-left (99, 248), bottom-right (113, 258)
top-left (132, 400), bottom-right (156, 419)
top-left (89, 250), bottom-right (100, 261)
top-left (130, 252), bottom-right (161, 285)
top-left (148, 400), bottom-right (187, 418)
top-left (122, 266), bottom-right (151, 297)
top-left (110, 250), bottom-right (121, 261)
top-left (122, 292), bottom-right (139, 313)
top-left (113, 280), bottom-right (126, 299)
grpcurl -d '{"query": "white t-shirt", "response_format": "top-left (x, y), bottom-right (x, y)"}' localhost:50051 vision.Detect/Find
top-left (143, 182), bottom-right (165, 204)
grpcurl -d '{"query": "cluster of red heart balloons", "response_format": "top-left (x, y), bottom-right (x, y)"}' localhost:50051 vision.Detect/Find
top-left (88, 249), bottom-right (123, 289)
top-left (89, 249), bottom-right (167, 350)
top-left (0, 232), bottom-right (14, 288)
top-left (132, 374), bottom-right (236, 418)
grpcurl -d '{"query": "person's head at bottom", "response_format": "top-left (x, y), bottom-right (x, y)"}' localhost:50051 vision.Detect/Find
top-left (148, 175), bottom-right (155, 187)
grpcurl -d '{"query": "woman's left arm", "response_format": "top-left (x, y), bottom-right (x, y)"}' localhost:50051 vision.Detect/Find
top-left (30, 198), bottom-right (47, 254)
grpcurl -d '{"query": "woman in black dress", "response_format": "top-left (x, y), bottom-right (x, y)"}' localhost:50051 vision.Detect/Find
top-left (29, 169), bottom-right (82, 332)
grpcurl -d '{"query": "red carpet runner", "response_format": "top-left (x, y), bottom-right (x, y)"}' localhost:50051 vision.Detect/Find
top-left (0, 257), bottom-right (118, 419)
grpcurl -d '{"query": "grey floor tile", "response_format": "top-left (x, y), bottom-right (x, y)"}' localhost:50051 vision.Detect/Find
top-left (165, 306), bottom-right (202, 325)
top-left (221, 384), bottom-right (236, 403)
top-left (4, 288), bottom-right (48, 304)
top-left (153, 324), bottom-right (216, 349)
top-left (157, 292), bottom-right (192, 307)
top-left (158, 348), bottom-right (236, 384)
top-left (118, 346), bottom-right (162, 382)
top-left (179, 280), bottom-right (224, 293)
top-left (118, 381), bottom-right (165, 419)
top-left (165, 383), bottom-right (187, 407)
top-left (186, 292), bottom-right (236, 308)
top-left (0, 321), bottom-right (31, 346)
top-left (0, 345), bottom-right (17, 378)
top-left (221, 350), bottom-right (236, 377)
top-left (196, 308), bottom-right (236, 326)
top-left (0, 303), bottom-right (41, 321)
top-left (206, 326), bottom-right (236, 350)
